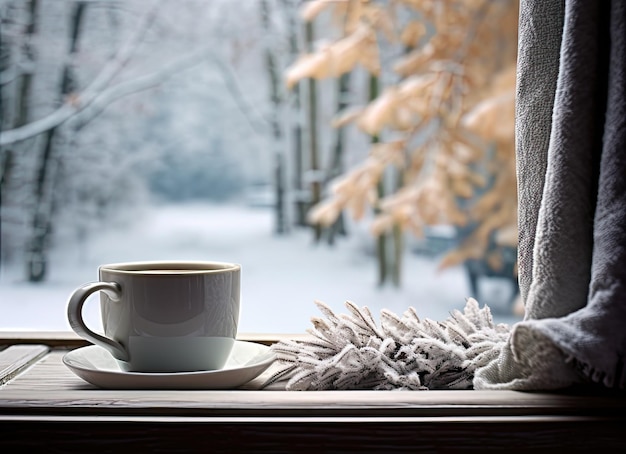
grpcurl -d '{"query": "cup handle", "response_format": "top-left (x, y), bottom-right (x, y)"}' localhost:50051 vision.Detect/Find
top-left (67, 281), bottom-right (129, 362)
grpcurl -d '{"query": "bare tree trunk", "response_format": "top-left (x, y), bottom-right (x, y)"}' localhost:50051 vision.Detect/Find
top-left (367, 72), bottom-right (402, 287)
top-left (27, 1), bottom-right (85, 282)
top-left (324, 72), bottom-right (350, 245)
top-left (281, 0), bottom-right (306, 227)
top-left (305, 20), bottom-right (321, 242)
top-left (0, 150), bottom-right (12, 272)
top-left (0, 0), bottom-right (38, 274)
top-left (368, 74), bottom-right (389, 286)
top-left (15, 0), bottom-right (38, 129)
top-left (386, 44), bottom-right (427, 288)
top-left (260, 0), bottom-right (287, 235)
top-left (391, 171), bottom-right (403, 286)
top-left (0, 14), bottom-right (3, 134)
top-left (0, 9), bottom-right (7, 273)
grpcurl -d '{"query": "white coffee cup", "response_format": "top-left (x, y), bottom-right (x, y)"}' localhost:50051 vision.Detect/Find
top-left (67, 261), bottom-right (241, 373)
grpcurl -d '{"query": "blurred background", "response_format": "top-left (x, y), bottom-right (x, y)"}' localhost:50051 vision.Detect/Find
top-left (0, 0), bottom-right (521, 333)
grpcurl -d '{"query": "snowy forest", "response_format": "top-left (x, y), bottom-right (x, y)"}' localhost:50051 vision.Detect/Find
top-left (1, 0), bottom-right (284, 282)
top-left (0, 0), bottom-right (521, 332)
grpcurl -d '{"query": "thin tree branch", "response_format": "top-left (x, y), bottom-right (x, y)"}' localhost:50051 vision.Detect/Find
top-left (1, 40), bottom-right (269, 145)
top-left (74, 47), bottom-right (213, 128)
top-left (208, 52), bottom-right (270, 135)
top-left (0, 0), bottom-right (162, 146)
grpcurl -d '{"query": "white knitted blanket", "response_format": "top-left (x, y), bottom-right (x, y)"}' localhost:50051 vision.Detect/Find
top-left (264, 298), bottom-right (510, 390)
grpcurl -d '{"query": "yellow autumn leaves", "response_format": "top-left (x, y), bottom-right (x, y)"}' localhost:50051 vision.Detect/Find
top-left (287, 0), bottom-right (519, 272)
top-left (286, 24), bottom-right (380, 88)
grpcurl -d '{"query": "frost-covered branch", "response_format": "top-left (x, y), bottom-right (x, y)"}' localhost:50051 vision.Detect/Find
top-left (74, 47), bottom-right (215, 127)
top-left (0, 1), bottom-right (270, 144)
top-left (208, 53), bottom-right (269, 135)
top-left (0, 0), bottom-right (162, 146)
top-left (264, 298), bottom-right (511, 390)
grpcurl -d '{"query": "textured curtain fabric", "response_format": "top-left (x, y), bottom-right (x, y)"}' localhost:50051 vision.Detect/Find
top-left (474, 0), bottom-right (626, 390)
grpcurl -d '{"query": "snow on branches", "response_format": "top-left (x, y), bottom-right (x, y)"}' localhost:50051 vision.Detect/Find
top-left (264, 298), bottom-right (511, 390)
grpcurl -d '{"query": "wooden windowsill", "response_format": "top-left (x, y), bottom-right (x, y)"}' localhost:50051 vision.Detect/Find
top-left (0, 332), bottom-right (624, 451)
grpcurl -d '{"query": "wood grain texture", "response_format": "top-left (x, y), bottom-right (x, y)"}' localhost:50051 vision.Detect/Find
top-left (0, 344), bottom-right (49, 385)
top-left (1, 350), bottom-right (625, 419)
top-left (0, 340), bottom-right (625, 452)
top-left (2, 389), bottom-right (625, 418)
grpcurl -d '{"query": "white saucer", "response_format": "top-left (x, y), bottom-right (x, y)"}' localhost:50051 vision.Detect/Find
top-left (63, 341), bottom-right (275, 389)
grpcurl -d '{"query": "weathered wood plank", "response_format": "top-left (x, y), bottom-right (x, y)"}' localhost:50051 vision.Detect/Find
top-left (1, 361), bottom-right (624, 417)
top-left (0, 416), bottom-right (624, 452)
top-left (0, 341), bottom-right (624, 451)
top-left (1, 388), bottom-right (624, 417)
top-left (0, 344), bottom-right (49, 386)
top-left (2, 350), bottom-right (280, 391)
top-left (1, 350), bottom-right (79, 390)
top-left (1, 350), bottom-right (625, 419)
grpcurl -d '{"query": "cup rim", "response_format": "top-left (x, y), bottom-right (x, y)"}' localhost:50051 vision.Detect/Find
top-left (98, 260), bottom-right (241, 275)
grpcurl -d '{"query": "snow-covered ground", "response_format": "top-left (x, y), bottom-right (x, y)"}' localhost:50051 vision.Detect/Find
top-left (0, 203), bottom-right (522, 334)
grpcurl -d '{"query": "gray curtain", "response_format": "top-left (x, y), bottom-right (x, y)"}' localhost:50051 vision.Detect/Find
top-left (474, 0), bottom-right (626, 390)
